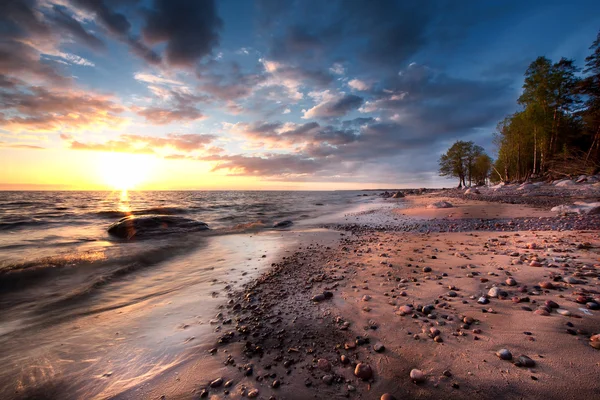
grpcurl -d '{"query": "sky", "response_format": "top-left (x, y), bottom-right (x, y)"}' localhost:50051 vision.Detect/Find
top-left (1, 0), bottom-right (599, 190)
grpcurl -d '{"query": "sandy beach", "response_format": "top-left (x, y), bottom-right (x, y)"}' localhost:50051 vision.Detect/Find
top-left (95, 188), bottom-right (600, 400)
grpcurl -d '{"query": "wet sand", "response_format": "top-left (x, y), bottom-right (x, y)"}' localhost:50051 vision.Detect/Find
top-left (118, 194), bottom-right (600, 400)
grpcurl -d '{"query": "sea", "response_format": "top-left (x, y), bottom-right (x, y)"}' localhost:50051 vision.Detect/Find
top-left (0, 190), bottom-right (383, 399)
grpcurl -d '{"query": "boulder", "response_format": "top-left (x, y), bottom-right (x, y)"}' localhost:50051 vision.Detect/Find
top-left (273, 220), bottom-right (293, 228)
top-left (427, 201), bottom-right (453, 209)
top-left (555, 179), bottom-right (576, 187)
top-left (392, 191), bottom-right (405, 198)
top-left (107, 215), bottom-right (209, 239)
top-left (551, 202), bottom-right (600, 215)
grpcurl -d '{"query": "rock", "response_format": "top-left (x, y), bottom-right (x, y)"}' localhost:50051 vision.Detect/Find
top-left (551, 202), bottom-right (600, 215)
top-left (410, 369), bottom-right (426, 383)
top-left (554, 179), bottom-right (576, 187)
top-left (465, 188), bottom-right (480, 195)
top-left (423, 266), bottom-right (432, 273)
top-left (556, 309), bottom-right (571, 316)
top-left (322, 375), bottom-right (334, 385)
top-left (210, 377), bottom-right (223, 388)
top-left (488, 287), bottom-right (504, 298)
top-left (478, 297), bottom-right (490, 305)
top-left (362, 295), bottom-right (372, 301)
top-left (530, 261), bottom-right (542, 267)
top-left (354, 363), bottom-right (373, 380)
top-left (398, 305), bottom-right (413, 315)
top-left (496, 349), bottom-right (512, 360)
top-left (427, 201), bottom-right (453, 209)
top-left (590, 334), bottom-right (600, 349)
top-left (381, 394), bottom-right (397, 400)
top-left (374, 343), bottom-right (385, 352)
top-left (534, 309), bottom-right (550, 316)
top-left (107, 215), bottom-right (209, 239)
top-left (392, 191), bottom-right (405, 198)
top-left (247, 388), bottom-right (259, 398)
top-left (527, 242), bottom-right (538, 249)
top-left (587, 302), bottom-right (600, 310)
top-left (312, 294), bottom-right (326, 302)
top-left (273, 220), bottom-right (293, 228)
top-left (317, 358), bottom-right (331, 371)
top-left (545, 300), bottom-right (559, 309)
top-left (539, 281), bottom-right (554, 289)
top-left (340, 355), bottom-right (350, 364)
top-left (506, 277), bottom-right (517, 286)
top-left (516, 355), bottom-right (536, 368)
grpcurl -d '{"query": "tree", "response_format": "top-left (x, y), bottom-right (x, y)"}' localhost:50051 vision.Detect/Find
top-left (439, 141), bottom-right (491, 187)
top-left (580, 30), bottom-right (600, 163)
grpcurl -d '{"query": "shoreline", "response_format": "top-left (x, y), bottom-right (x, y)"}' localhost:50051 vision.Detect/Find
top-left (119, 191), bottom-right (600, 400)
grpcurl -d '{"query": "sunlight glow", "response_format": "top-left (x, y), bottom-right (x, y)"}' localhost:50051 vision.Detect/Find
top-left (97, 153), bottom-right (157, 190)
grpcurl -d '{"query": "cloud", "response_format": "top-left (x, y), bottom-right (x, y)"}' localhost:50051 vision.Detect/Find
top-left (65, 132), bottom-right (217, 155)
top-left (330, 63), bottom-right (345, 75)
top-left (303, 92), bottom-right (363, 119)
top-left (47, 4), bottom-right (106, 51)
top-left (0, 84), bottom-right (126, 133)
top-left (142, 0), bottom-right (223, 67)
top-left (201, 153), bottom-right (326, 178)
top-left (348, 79), bottom-right (370, 91)
top-left (0, 141), bottom-right (45, 150)
top-left (134, 72), bottom-right (184, 86)
top-left (135, 106), bottom-right (205, 125)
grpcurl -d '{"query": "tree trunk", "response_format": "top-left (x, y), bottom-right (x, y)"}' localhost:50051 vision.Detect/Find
top-left (533, 126), bottom-right (538, 175)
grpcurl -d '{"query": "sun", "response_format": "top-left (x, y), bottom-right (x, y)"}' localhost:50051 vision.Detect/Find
top-left (97, 152), bottom-right (156, 190)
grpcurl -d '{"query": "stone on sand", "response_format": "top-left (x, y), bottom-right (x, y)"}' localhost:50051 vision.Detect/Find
top-left (354, 363), bottom-right (373, 380)
top-left (410, 369), bottom-right (426, 383)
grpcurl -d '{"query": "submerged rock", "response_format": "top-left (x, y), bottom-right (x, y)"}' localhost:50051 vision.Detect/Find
top-left (107, 215), bottom-right (209, 239)
top-left (273, 220), bottom-right (293, 228)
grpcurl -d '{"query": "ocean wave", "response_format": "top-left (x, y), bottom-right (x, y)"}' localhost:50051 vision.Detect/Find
top-left (0, 219), bottom-right (49, 231)
top-left (95, 207), bottom-right (189, 219)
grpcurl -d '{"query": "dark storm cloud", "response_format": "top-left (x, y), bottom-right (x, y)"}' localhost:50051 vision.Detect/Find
top-left (142, 0), bottom-right (223, 67)
top-left (70, 0), bottom-right (162, 65)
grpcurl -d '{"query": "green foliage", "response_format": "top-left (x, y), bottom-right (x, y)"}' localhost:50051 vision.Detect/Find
top-left (439, 140), bottom-right (491, 187)
top-left (493, 30), bottom-right (600, 181)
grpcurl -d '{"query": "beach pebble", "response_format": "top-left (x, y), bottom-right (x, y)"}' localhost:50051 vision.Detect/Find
top-left (506, 277), bottom-right (517, 286)
top-left (381, 394), bottom-right (397, 400)
top-left (247, 388), bottom-right (259, 398)
top-left (423, 266), bottom-right (432, 273)
top-left (362, 295), bottom-right (372, 302)
top-left (488, 287), bottom-right (504, 298)
top-left (312, 293), bottom-right (326, 302)
top-left (478, 297), bottom-right (490, 304)
top-left (545, 300), bottom-right (559, 309)
top-left (354, 363), bottom-right (373, 380)
top-left (410, 369), bottom-right (426, 383)
top-left (496, 349), bottom-right (512, 360)
top-left (534, 309), bottom-right (550, 316)
top-left (590, 334), bottom-right (600, 349)
top-left (539, 281), bottom-right (554, 289)
top-left (317, 358), bottom-right (331, 371)
top-left (557, 309), bottom-right (571, 316)
top-left (322, 375), bottom-right (334, 385)
top-left (516, 355), bottom-right (536, 368)
top-left (398, 305), bottom-right (413, 314)
top-left (374, 343), bottom-right (385, 352)
top-left (210, 377), bottom-right (223, 388)
top-left (530, 261), bottom-right (542, 267)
